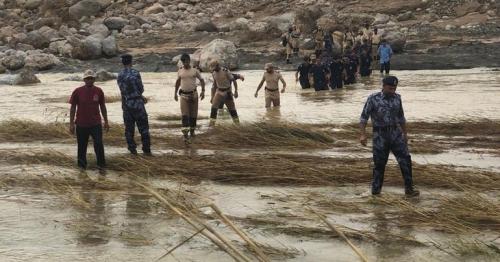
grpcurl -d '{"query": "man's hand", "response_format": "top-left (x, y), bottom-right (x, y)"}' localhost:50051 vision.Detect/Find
top-left (281, 88), bottom-right (286, 94)
top-left (104, 121), bottom-right (110, 133)
top-left (360, 133), bottom-right (367, 146)
top-left (174, 94), bottom-right (178, 102)
top-left (69, 123), bottom-right (75, 135)
top-left (403, 133), bottom-right (409, 144)
top-left (142, 96), bottom-right (148, 104)
top-left (234, 90), bottom-right (239, 99)
top-left (254, 91), bottom-right (258, 98)
top-left (200, 91), bottom-right (205, 100)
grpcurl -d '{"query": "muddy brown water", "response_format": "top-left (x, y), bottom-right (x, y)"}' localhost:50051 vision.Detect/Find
top-left (1, 69), bottom-right (500, 261)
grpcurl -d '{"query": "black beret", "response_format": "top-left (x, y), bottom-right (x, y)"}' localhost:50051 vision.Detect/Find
top-left (382, 76), bottom-right (399, 86)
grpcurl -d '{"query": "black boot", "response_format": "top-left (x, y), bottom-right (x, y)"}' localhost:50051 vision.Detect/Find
top-left (405, 187), bottom-right (420, 197)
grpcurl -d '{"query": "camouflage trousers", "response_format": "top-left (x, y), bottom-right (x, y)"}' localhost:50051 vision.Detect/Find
top-left (123, 103), bottom-right (150, 153)
top-left (371, 126), bottom-right (413, 194)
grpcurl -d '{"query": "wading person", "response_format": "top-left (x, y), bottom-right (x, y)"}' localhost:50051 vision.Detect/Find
top-left (344, 50), bottom-right (359, 85)
top-left (359, 76), bottom-right (419, 197)
top-left (69, 70), bottom-right (109, 169)
top-left (308, 55), bottom-right (329, 91)
top-left (117, 54), bottom-right (151, 155)
top-left (378, 39), bottom-right (393, 75)
top-left (175, 54), bottom-right (205, 143)
top-left (359, 48), bottom-right (372, 77)
top-left (255, 63), bottom-right (286, 108)
top-left (209, 60), bottom-right (239, 125)
top-left (329, 56), bottom-right (344, 89)
top-left (296, 56), bottom-right (311, 89)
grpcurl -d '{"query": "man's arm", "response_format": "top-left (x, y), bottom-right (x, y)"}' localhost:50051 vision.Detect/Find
top-left (100, 99), bottom-right (109, 132)
top-left (359, 97), bottom-right (373, 146)
top-left (136, 72), bottom-right (144, 95)
top-left (255, 76), bottom-right (265, 97)
top-left (196, 72), bottom-right (205, 100)
top-left (398, 96), bottom-right (408, 142)
top-left (69, 104), bottom-right (76, 134)
top-left (174, 77), bottom-right (181, 101)
top-left (295, 66), bottom-right (300, 82)
top-left (279, 75), bottom-right (287, 93)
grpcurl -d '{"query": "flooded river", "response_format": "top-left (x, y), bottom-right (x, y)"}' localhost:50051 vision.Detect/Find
top-left (1, 68), bottom-right (499, 261)
top-left (1, 68), bottom-right (499, 124)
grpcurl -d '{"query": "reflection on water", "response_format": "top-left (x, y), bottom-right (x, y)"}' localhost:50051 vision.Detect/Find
top-left (1, 68), bottom-right (499, 125)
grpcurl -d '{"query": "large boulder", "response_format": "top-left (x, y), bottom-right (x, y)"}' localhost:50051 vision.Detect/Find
top-left (101, 35), bottom-right (117, 56)
top-left (13, 67), bottom-right (41, 85)
top-left (196, 39), bottom-right (239, 71)
top-left (1, 51), bottom-right (26, 71)
top-left (95, 69), bottom-right (117, 82)
top-left (373, 13), bottom-right (391, 26)
top-left (144, 3), bottom-right (164, 15)
top-left (24, 30), bottom-right (50, 49)
top-left (24, 53), bottom-right (61, 71)
top-left (104, 17), bottom-right (129, 31)
top-left (265, 12), bottom-right (295, 31)
top-left (69, 0), bottom-right (104, 19)
top-left (194, 20), bottom-right (218, 32)
top-left (230, 18), bottom-right (249, 31)
top-left (382, 31), bottom-right (406, 53)
top-left (24, 0), bottom-right (42, 10)
top-left (71, 35), bottom-right (102, 60)
top-left (48, 40), bottom-right (73, 57)
top-left (455, 1), bottom-right (481, 17)
top-left (87, 23), bottom-right (110, 39)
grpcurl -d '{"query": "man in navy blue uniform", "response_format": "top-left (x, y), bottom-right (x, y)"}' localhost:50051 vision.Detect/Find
top-left (359, 76), bottom-right (419, 197)
top-left (117, 54), bottom-right (151, 155)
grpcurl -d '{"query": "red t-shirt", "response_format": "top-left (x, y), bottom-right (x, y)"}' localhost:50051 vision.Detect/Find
top-left (69, 85), bottom-right (106, 127)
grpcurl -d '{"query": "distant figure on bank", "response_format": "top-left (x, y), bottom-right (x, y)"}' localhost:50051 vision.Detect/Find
top-left (117, 54), bottom-right (151, 155)
top-left (359, 76), bottom-right (419, 197)
top-left (255, 63), bottom-right (286, 108)
top-left (175, 54), bottom-right (205, 143)
top-left (378, 39), bottom-right (393, 75)
top-left (210, 60), bottom-right (240, 125)
top-left (296, 56), bottom-right (311, 89)
top-left (371, 28), bottom-right (381, 63)
top-left (313, 27), bottom-right (324, 57)
top-left (282, 27), bottom-right (294, 64)
top-left (69, 70), bottom-right (109, 169)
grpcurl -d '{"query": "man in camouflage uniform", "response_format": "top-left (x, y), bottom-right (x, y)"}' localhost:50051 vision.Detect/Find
top-left (359, 76), bottom-right (419, 197)
top-left (117, 54), bottom-right (151, 155)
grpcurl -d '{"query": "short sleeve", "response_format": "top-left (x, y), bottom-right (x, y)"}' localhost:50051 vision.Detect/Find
top-left (69, 89), bottom-right (78, 105)
top-left (99, 89), bottom-right (105, 106)
top-left (360, 96), bottom-right (373, 124)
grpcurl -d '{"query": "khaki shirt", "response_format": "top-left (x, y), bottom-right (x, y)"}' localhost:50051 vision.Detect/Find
top-left (372, 34), bottom-right (381, 45)
top-left (263, 71), bottom-right (283, 90)
top-left (212, 68), bottom-right (233, 90)
top-left (178, 67), bottom-right (201, 92)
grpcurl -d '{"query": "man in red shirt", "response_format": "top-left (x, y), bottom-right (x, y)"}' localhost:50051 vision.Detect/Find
top-left (69, 70), bottom-right (110, 169)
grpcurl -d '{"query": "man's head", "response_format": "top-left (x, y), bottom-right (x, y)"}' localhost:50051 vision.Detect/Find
top-left (210, 60), bottom-right (221, 72)
top-left (304, 55), bottom-right (310, 63)
top-left (310, 54), bottom-right (317, 64)
top-left (288, 26), bottom-right (293, 33)
top-left (381, 39), bottom-right (387, 45)
top-left (374, 28), bottom-right (378, 34)
top-left (265, 63), bottom-right (274, 73)
top-left (180, 53), bottom-right (191, 68)
top-left (83, 69), bottom-right (96, 87)
top-left (382, 76), bottom-right (398, 96)
top-left (121, 54), bottom-right (133, 66)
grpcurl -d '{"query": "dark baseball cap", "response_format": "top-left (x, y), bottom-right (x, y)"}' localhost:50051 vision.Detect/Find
top-left (382, 76), bottom-right (399, 86)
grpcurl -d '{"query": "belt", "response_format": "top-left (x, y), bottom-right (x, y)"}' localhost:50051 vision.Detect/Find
top-left (265, 87), bottom-right (279, 92)
top-left (217, 88), bottom-right (231, 92)
top-left (373, 125), bottom-right (399, 132)
top-left (179, 90), bottom-right (196, 95)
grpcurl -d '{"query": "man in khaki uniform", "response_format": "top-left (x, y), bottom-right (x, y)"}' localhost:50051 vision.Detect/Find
top-left (371, 28), bottom-right (381, 70)
top-left (210, 60), bottom-right (239, 126)
top-left (174, 54), bottom-right (205, 143)
top-left (314, 27), bottom-right (324, 57)
top-left (255, 63), bottom-right (286, 108)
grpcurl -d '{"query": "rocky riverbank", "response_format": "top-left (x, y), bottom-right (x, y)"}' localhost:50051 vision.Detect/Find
top-left (0, 0), bottom-right (499, 77)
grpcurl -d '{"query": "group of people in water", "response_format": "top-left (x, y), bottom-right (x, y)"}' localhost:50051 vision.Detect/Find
top-left (68, 31), bottom-right (418, 197)
top-left (284, 24), bottom-right (394, 91)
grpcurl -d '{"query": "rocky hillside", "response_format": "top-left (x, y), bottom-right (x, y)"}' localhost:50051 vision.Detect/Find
top-left (0, 0), bottom-right (499, 74)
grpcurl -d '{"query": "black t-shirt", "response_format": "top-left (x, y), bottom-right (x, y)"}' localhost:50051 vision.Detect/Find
top-left (310, 64), bottom-right (329, 82)
top-left (297, 63), bottom-right (311, 80)
top-left (329, 61), bottom-right (344, 77)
